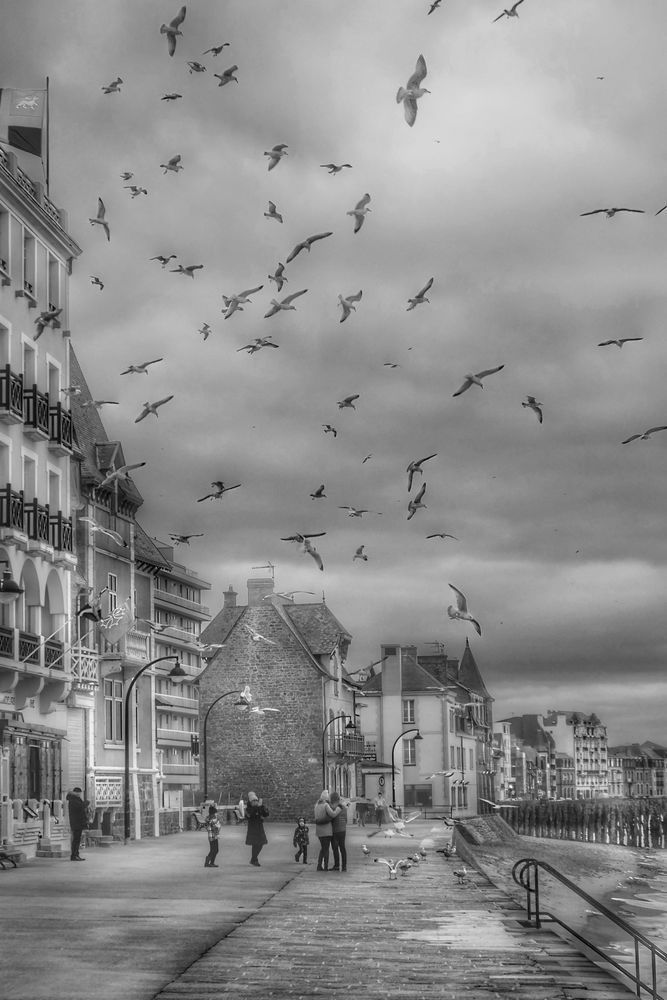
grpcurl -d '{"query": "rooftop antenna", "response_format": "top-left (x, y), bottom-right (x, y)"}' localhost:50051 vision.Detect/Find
top-left (251, 561), bottom-right (275, 580)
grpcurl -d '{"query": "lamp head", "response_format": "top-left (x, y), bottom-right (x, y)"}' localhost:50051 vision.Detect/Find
top-left (345, 719), bottom-right (357, 730)
top-left (0, 563), bottom-right (23, 605)
top-left (168, 660), bottom-right (187, 681)
top-left (414, 731), bottom-right (423, 741)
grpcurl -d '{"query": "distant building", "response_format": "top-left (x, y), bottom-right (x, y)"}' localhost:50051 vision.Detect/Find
top-left (607, 741), bottom-right (667, 798)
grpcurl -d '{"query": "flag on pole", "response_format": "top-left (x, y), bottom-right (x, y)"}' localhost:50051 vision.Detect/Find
top-left (98, 598), bottom-right (133, 645)
top-left (0, 87), bottom-right (47, 182)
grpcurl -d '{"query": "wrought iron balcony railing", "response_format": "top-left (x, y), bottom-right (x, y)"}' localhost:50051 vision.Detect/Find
top-left (23, 385), bottom-right (50, 437)
top-left (0, 365), bottom-right (24, 422)
top-left (48, 402), bottom-right (73, 453)
top-left (0, 484), bottom-right (24, 530)
top-left (24, 498), bottom-right (50, 544)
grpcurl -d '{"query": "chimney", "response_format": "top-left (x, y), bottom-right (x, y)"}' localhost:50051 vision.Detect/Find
top-left (247, 577), bottom-right (274, 606)
top-left (223, 585), bottom-right (237, 609)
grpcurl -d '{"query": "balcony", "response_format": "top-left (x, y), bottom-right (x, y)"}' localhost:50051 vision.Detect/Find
top-left (49, 511), bottom-right (73, 559)
top-left (24, 498), bottom-right (52, 554)
top-left (153, 588), bottom-right (211, 618)
top-left (0, 484), bottom-right (26, 548)
top-left (23, 385), bottom-right (50, 439)
top-left (329, 733), bottom-right (366, 757)
top-left (157, 728), bottom-right (194, 747)
top-left (70, 644), bottom-right (99, 689)
top-left (0, 365), bottom-right (24, 423)
top-left (48, 403), bottom-right (73, 455)
top-left (0, 145), bottom-right (67, 234)
top-left (0, 627), bottom-right (70, 712)
top-left (15, 278), bottom-right (37, 308)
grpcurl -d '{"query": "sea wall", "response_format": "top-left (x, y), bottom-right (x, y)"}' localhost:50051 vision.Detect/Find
top-left (496, 797), bottom-right (666, 849)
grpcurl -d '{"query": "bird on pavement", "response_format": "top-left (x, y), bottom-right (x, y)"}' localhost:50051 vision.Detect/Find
top-left (521, 395), bottom-right (543, 423)
top-left (102, 77), bottom-right (123, 94)
top-left (361, 844), bottom-right (371, 860)
top-left (79, 517), bottom-right (126, 547)
top-left (214, 65), bottom-right (239, 86)
top-left (161, 6), bottom-right (186, 56)
top-left (120, 358), bottom-right (163, 375)
top-left (397, 55), bottom-right (429, 126)
top-left (264, 201), bottom-right (283, 223)
top-left (268, 263), bottom-right (287, 291)
top-left (337, 394), bottom-right (359, 409)
top-left (160, 154), bottom-right (183, 174)
top-left (197, 482), bottom-right (241, 501)
top-left (453, 866), bottom-right (469, 884)
top-left (264, 143), bottom-right (288, 170)
top-left (338, 290), bottom-right (362, 322)
top-left (622, 425), bottom-right (667, 444)
top-left (374, 858), bottom-right (400, 879)
top-left (286, 232), bottom-right (333, 263)
top-left (89, 198), bottom-right (110, 241)
top-left (493, 0), bottom-right (525, 21)
top-left (447, 584), bottom-right (482, 636)
top-left (264, 289), bottom-right (308, 318)
top-left (453, 365), bottom-right (504, 397)
top-left (407, 453), bottom-right (437, 491)
top-left (598, 337), bottom-right (644, 348)
top-left (134, 396), bottom-right (174, 423)
top-left (321, 163), bottom-right (352, 174)
top-left (169, 533), bottom-right (204, 545)
top-left (407, 277), bottom-right (433, 310)
top-left (347, 193), bottom-right (371, 233)
top-left (407, 482), bottom-right (427, 520)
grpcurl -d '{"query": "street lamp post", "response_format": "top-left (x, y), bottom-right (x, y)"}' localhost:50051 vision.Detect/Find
top-left (124, 655), bottom-right (187, 843)
top-left (321, 715), bottom-right (355, 789)
top-left (202, 689), bottom-right (252, 799)
top-left (391, 729), bottom-right (422, 809)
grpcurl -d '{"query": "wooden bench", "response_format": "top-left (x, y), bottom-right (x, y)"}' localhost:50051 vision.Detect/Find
top-left (0, 849), bottom-right (20, 869)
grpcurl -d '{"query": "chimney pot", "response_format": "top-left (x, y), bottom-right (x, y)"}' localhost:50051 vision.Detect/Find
top-left (223, 585), bottom-right (237, 609)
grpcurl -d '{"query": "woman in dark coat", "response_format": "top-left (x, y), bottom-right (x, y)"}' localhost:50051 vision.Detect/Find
top-left (245, 791), bottom-right (269, 866)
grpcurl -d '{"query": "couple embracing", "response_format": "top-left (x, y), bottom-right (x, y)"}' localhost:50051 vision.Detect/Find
top-left (314, 789), bottom-right (347, 872)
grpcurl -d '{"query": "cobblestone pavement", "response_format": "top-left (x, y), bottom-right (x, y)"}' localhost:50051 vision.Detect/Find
top-left (1, 822), bottom-right (635, 1000)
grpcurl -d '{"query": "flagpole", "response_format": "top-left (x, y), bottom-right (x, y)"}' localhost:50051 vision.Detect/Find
top-left (45, 76), bottom-right (49, 194)
top-left (19, 612), bottom-right (75, 665)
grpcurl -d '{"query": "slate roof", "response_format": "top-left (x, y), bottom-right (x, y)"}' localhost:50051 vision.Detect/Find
top-left (457, 639), bottom-right (493, 700)
top-left (362, 644), bottom-right (492, 702)
top-left (499, 714), bottom-right (556, 752)
top-left (134, 521), bottom-right (171, 571)
top-left (69, 345), bottom-right (143, 507)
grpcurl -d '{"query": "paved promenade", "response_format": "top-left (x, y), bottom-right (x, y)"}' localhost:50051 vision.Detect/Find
top-left (2, 820), bottom-right (634, 1000)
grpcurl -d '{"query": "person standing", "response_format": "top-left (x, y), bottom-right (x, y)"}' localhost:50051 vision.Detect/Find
top-left (314, 789), bottom-right (340, 872)
top-left (204, 804), bottom-right (221, 868)
top-left (245, 791), bottom-right (269, 866)
top-left (66, 787), bottom-right (89, 862)
top-left (373, 791), bottom-right (387, 829)
top-left (293, 816), bottom-right (310, 864)
top-left (329, 791), bottom-right (348, 872)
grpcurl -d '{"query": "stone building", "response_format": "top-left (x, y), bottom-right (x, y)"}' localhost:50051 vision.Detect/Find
top-left (199, 577), bottom-right (360, 821)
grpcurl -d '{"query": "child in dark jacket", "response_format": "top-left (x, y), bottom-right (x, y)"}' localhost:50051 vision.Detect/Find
top-left (293, 816), bottom-right (310, 864)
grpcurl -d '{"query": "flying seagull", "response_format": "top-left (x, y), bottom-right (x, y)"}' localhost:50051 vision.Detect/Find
top-left (161, 6), bottom-right (186, 56)
top-left (407, 277), bottom-right (433, 311)
top-left (171, 264), bottom-right (203, 277)
top-left (353, 545), bottom-right (368, 562)
top-left (90, 275), bottom-right (104, 290)
top-left (169, 533), bottom-right (204, 545)
top-left (280, 532), bottom-right (327, 544)
top-left (81, 399), bottom-right (119, 411)
top-left (102, 77), bottom-right (123, 94)
top-left (264, 143), bottom-right (288, 171)
top-left (79, 517), bottom-right (126, 547)
top-left (428, 0), bottom-right (443, 11)
top-left (186, 61), bottom-right (206, 74)
top-left (268, 263), bottom-right (287, 291)
top-left (303, 537), bottom-right (324, 571)
top-left (223, 285), bottom-right (264, 319)
top-left (407, 482), bottom-right (427, 520)
top-left (598, 337), bottom-right (644, 348)
top-left (134, 396), bottom-right (174, 423)
top-left (580, 207), bottom-right (644, 218)
top-left (493, 0), bottom-right (525, 21)
top-left (453, 365), bottom-right (505, 397)
top-left (521, 396), bottom-right (543, 423)
top-left (310, 484), bottom-right (326, 499)
top-left (264, 200), bottom-right (283, 223)
top-left (120, 172), bottom-right (133, 181)
top-left (338, 506), bottom-right (382, 518)
top-left (322, 424), bottom-right (337, 437)
top-left (243, 624), bottom-right (277, 645)
top-left (264, 289), bottom-right (308, 318)
top-left (286, 232), bottom-right (333, 263)
top-left (197, 481), bottom-right (241, 501)
top-left (479, 798), bottom-right (519, 811)
top-left (203, 43), bottom-right (230, 56)
top-left (124, 185), bottom-right (148, 198)
top-left (397, 55), bottom-right (429, 127)
top-left (120, 358), bottom-right (163, 375)
top-left (214, 65), bottom-right (238, 86)
top-left (347, 193), bottom-right (371, 233)
top-left (237, 337), bottom-right (279, 354)
top-left (150, 254), bottom-right (177, 267)
top-left (34, 307), bottom-right (63, 340)
top-left (407, 453), bottom-right (437, 491)
top-left (161, 93), bottom-right (182, 101)
top-left (622, 425), bottom-right (667, 444)
top-left (89, 198), bottom-right (110, 241)
top-left (447, 584), bottom-right (482, 636)
top-left (337, 394), bottom-right (360, 409)
top-left (98, 462), bottom-right (146, 490)
top-left (338, 290), bottom-right (362, 322)
top-left (427, 532), bottom-right (458, 541)
top-left (160, 154), bottom-right (183, 174)
top-left (320, 163), bottom-right (352, 174)
top-left (198, 323), bottom-right (211, 340)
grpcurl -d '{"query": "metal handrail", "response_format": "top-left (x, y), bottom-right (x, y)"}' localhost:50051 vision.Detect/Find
top-left (512, 857), bottom-right (667, 1000)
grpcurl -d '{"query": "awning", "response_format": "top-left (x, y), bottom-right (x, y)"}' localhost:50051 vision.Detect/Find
top-left (359, 761), bottom-right (394, 773)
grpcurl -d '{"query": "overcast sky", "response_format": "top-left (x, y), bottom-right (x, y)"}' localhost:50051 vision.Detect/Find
top-left (3, 1), bottom-right (666, 745)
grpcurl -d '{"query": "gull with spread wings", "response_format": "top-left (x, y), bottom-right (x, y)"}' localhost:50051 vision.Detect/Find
top-left (447, 584), bottom-right (482, 636)
top-left (264, 143), bottom-right (288, 170)
top-left (268, 263), bottom-right (287, 291)
top-left (337, 394), bottom-right (359, 409)
top-left (134, 396), bottom-right (174, 423)
top-left (397, 55), bottom-right (429, 126)
top-left (622, 425), bottom-right (667, 444)
top-left (160, 154), bottom-right (183, 174)
top-left (89, 198), bottom-right (110, 241)
top-left (214, 65), bottom-right (239, 86)
top-left (243, 624), bottom-right (278, 645)
top-left (338, 290), bottom-right (362, 322)
top-left (407, 277), bottom-right (433, 311)
top-left (79, 517), bottom-right (127, 547)
top-left (197, 482), bottom-right (241, 502)
top-left (493, 0), bottom-right (525, 21)
top-left (169, 533), bottom-right (204, 545)
top-left (264, 289), bottom-right (308, 318)
top-left (580, 207), bottom-right (644, 218)
top-left (598, 337), bottom-right (644, 348)
top-left (286, 232), bottom-right (333, 263)
top-left (223, 284), bottom-right (264, 319)
top-left (407, 482), bottom-right (427, 520)
top-left (98, 462), bottom-right (146, 490)
top-left (161, 6), bottom-right (186, 56)
top-left (521, 396), bottom-right (543, 424)
top-left (34, 307), bottom-right (63, 340)
top-left (120, 358), bottom-right (163, 375)
top-left (407, 453), bottom-right (437, 492)
top-left (347, 193), bottom-right (371, 233)
top-left (453, 365), bottom-right (504, 397)
top-left (321, 163), bottom-right (352, 174)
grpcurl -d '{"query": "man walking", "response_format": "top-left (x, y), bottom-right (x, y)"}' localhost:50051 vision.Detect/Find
top-left (66, 787), bottom-right (89, 861)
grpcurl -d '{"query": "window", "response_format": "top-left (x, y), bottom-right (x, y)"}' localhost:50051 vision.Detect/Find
top-left (22, 342), bottom-right (36, 386)
top-left (0, 209), bottom-right (9, 277)
top-left (402, 698), bottom-right (415, 725)
top-left (47, 257), bottom-right (60, 311)
top-left (404, 784), bottom-right (432, 808)
top-left (456, 744), bottom-right (463, 770)
top-left (22, 452), bottom-right (36, 497)
top-left (104, 679), bottom-right (123, 742)
top-left (402, 738), bottom-right (418, 767)
top-left (107, 573), bottom-right (118, 613)
top-left (469, 748), bottom-right (474, 770)
top-left (23, 231), bottom-right (35, 297)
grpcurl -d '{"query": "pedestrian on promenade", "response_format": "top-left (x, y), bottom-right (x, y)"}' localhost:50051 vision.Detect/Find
top-left (204, 804), bottom-right (221, 868)
top-left (330, 791), bottom-right (348, 872)
top-left (293, 816), bottom-right (310, 864)
top-left (66, 787), bottom-right (89, 862)
top-left (314, 789), bottom-right (340, 872)
top-left (245, 791), bottom-right (269, 867)
top-left (373, 791), bottom-right (387, 829)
